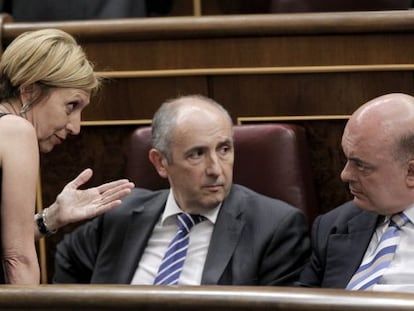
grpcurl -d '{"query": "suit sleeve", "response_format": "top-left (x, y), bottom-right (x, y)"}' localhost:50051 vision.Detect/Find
top-left (53, 216), bottom-right (102, 283)
top-left (260, 208), bottom-right (310, 285)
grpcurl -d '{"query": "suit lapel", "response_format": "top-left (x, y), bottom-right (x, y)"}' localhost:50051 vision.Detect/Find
top-left (323, 211), bottom-right (378, 288)
top-left (201, 187), bottom-right (245, 284)
top-left (112, 192), bottom-right (168, 283)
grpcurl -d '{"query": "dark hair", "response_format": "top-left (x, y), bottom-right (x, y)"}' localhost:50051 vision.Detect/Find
top-left (0, 74), bottom-right (19, 101)
top-left (395, 131), bottom-right (414, 163)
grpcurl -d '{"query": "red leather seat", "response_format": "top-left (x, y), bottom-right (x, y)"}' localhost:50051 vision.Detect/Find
top-left (126, 123), bottom-right (318, 225)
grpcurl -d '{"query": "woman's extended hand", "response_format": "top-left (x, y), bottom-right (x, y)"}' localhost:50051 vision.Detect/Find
top-left (44, 168), bottom-right (134, 231)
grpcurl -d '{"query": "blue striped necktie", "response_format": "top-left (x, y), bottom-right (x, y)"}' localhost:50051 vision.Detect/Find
top-left (153, 213), bottom-right (205, 285)
top-left (346, 212), bottom-right (410, 290)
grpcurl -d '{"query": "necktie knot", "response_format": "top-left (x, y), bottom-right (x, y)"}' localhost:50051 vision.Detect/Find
top-left (390, 212), bottom-right (410, 230)
top-left (177, 213), bottom-right (205, 233)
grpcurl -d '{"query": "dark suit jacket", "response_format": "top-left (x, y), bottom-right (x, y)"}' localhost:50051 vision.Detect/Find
top-left (54, 184), bottom-right (310, 285)
top-left (298, 201), bottom-right (379, 288)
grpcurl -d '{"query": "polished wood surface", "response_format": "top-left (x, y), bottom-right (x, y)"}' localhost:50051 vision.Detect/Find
top-left (4, 10), bottom-right (414, 40)
top-left (0, 285), bottom-right (414, 310)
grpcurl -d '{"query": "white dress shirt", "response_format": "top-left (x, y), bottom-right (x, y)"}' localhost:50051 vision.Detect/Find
top-left (361, 204), bottom-right (414, 292)
top-left (131, 190), bottom-right (220, 285)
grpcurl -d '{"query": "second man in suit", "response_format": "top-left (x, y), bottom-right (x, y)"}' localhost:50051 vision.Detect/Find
top-left (53, 94), bottom-right (310, 285)
top-left (299, 93), bottom-right (414, 292)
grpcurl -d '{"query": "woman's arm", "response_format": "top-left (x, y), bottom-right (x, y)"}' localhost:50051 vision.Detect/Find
top-left (1, 116), bottom-right (40, 284)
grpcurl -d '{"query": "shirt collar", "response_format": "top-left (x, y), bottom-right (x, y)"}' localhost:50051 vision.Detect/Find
top-left (381, 203), bottom-right (414, 225)
top-left (160, 189), bottom-right (221, 225)
top-left (401, 203), bottom-right (414, 224)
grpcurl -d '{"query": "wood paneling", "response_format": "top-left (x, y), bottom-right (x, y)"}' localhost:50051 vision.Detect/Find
top-left (57, 34), bottom-right (414, 70)
top-left (212, 72), bottom-right (414, 117)
top-left (82, 72), bottom-right (414, 121)
top-left (83, 76), bottom-right (208, 120)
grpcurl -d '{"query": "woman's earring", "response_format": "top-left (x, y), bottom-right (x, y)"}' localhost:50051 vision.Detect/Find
top-left (19, 101), bottom-right (32, 118)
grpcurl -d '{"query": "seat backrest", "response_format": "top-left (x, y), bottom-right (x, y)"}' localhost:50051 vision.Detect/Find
top-left (126, 123), bottom-right (318, 225)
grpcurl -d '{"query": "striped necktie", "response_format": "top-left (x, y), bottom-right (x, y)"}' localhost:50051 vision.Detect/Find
top-left (346, 212), bottom-right (410, 290)
top-left (153, 213), bottom-right (205, 285)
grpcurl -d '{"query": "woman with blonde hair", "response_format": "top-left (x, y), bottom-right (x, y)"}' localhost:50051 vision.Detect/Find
top-left (0, 28), bottom-right (133, 284)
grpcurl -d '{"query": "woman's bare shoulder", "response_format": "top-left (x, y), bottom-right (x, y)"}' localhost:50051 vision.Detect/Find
top-left (0, 114), bottom-right (35, 136)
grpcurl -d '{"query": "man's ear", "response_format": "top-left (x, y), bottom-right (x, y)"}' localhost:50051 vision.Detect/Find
top-left (149, 148), bottom-right (169, 178)
top-left (406, 160), bottom-right (414, 187)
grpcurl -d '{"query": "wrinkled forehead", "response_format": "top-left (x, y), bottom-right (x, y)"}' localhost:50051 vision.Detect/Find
top-left (342, 116), bottom-right (398, 160)
top-left (178, 102), bottom-right (231, 127)
top-left (172, 109), bottom-right (232, 145)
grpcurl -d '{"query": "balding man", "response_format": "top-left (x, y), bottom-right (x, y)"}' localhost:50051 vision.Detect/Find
top-left (54, 94), bottom-right (310, 286)
top-left (299, 93), bottom-right (414, 292)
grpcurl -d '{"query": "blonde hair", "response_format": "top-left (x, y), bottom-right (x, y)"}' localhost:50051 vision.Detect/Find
top-left (0, 28), bottom-right (99, 100)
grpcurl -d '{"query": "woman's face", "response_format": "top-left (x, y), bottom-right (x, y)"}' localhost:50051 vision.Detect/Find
top-left (28, 87), bottom-right (90, 153)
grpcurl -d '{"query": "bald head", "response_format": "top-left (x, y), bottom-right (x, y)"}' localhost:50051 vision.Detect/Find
top-left (351, 93), bottom-right (414, 129)
top-left (173, 95), bottom-right (232, 126)
top-left (345, 93), bottom-right (414, 161)
top-left (151, 95), bottom-right (233, 162)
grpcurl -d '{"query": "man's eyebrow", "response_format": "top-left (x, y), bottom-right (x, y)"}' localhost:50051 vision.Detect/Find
top-left (348, 157), bottom-right (372, 166)
top-left (347, 156), bottom-right (362, 162)
top-left (218, 138), bottom-right (233, 145)
top-left (185, 145), bottom-right (206, 153)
